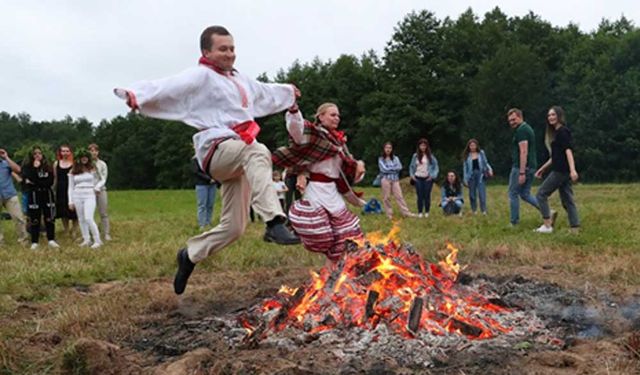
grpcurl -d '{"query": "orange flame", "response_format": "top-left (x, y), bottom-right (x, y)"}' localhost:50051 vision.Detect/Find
top-left (254, 227), bottom-right (512, 340)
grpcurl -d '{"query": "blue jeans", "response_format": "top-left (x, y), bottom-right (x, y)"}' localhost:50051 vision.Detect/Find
top-left (442, 200), bottom-right (463, 215)
top-left (195, 184), bottom-right (217, 227)
top-left (468, 170), bottom-right (487, 213)
top-left (508, 167), bottom-right (539, 225)
top-left (21, 191), bottom-right (28, 214)
top-left (414, 177), bottom-right (433, 214)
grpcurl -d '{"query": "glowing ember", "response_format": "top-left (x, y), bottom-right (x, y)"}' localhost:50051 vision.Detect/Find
top-left (242, 227), bottom-right (513, 343)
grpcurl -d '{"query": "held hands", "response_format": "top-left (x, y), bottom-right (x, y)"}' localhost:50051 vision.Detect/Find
top-left (518, 174), bottom-right (526, 185)
top-left (296, 174), bottom-right (307, 194)
top-left (68, 203), bottom-right (75, 211)
top-left (292, 85), bottom-right (301, 98)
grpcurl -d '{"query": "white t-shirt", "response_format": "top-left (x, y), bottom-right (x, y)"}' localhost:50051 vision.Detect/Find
top-left (273, 181), bottom-right (287, 200)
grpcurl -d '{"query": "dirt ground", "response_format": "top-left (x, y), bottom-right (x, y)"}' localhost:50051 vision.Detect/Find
top-left (3, 263), bottom-right (640, 375)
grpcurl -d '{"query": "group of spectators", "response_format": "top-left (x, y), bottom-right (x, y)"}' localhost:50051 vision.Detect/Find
top-left (374, 106), bottom-right (580, 233)
top-left (0, 144), bottom-right (110, 249)
top-left (376, 137), bottom-right (491, 218)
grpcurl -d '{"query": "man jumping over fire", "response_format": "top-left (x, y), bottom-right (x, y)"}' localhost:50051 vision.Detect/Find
top-left (114, 25), bottom-right (300, 295)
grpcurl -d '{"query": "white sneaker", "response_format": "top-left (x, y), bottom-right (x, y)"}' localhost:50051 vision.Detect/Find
top-left (425, 213), bottom-right (429, 218)
top-left (30, 243), bottom-right (39, 250)
top-left (104, 234), bottom-right (112, 241)
top-left (48, 240), bottom-right (61, 249)
top-left (90, 242), bottom-right (102, 249)
top-left (534, 224), bottom-right (553, 234)
top-left (418, 213), bottom-right (424, 218)
top-left (79, 240), bottom-right (91, 247)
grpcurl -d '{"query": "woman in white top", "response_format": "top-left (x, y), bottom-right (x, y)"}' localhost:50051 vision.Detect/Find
top-left (68, 149), bottom-right (102, 249)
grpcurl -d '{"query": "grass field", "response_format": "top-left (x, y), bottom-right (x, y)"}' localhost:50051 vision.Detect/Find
top-left (1, 182), bottom-right (639, 373)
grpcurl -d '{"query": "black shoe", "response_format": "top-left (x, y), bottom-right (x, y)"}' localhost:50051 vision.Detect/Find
top-left (263, 223), bottom-right (301, 245)
top-left (174, 248), bottom-right (195, 295)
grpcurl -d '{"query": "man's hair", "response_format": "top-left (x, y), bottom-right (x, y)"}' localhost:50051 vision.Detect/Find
top-left (507, 108), bottom-right (523, 118)
top-left (200, 26), bottom-right (231, 52)
top-left (88, 143), bottom-right (99, 151)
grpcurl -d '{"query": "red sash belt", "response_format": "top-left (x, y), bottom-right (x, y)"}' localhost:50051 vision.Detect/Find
top-left (309, 173), bottom-right (363, 197)
top-left (309, 173), bottom-right (338, 183)
top-left (231, 120), bottom-right (260, 144)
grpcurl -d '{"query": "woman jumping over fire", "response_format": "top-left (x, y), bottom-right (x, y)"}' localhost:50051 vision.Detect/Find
top-left (272, 102), bottom-right (366, 262)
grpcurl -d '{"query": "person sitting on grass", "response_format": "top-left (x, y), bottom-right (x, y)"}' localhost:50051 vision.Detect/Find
top-left (441, 171), bottom-right (464, 216)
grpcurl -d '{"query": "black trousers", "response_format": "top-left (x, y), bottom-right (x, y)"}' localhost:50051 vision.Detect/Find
top-left (27, 189), bottom-right (56, 243)
top-left (284, 174), bottom-right (301, 215)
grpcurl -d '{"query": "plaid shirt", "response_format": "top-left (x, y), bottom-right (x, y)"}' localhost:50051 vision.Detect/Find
top-left (272, 120), bottom-right (358, 194)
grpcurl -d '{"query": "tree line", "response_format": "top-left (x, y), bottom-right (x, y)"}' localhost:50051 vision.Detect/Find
top-left (1, 7), bottom-right (639, 189)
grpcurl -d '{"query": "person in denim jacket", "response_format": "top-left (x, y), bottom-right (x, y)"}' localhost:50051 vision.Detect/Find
top-left (441, 171), bottom-right (464, 216)
top-left (409, 138), bottom-right (439, 218)
top-left (378, 142), bottom-right (415, 219)
top-left (462, 139), bottom-right (493, 215)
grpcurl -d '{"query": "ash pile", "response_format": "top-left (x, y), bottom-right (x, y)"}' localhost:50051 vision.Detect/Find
top-left (217, 236), bottom-right (570, 369)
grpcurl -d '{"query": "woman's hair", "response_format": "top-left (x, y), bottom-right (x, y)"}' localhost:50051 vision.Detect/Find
top-left (314, 102), bottom-right (338, 125)
top-left (71, 148), bottom-right (94, 174)
top-left (545, 106), bottom-right (566, 152)
top-left (445, 170), bottom-right (461, 191)
top-left (462, 138), bottom-right (480, 160)
top-left (416, 138), bottom-right (432, 163)
top-left (26, 145), bottom-right (50, 170)
top-left (56, 143), bottom-right (74, 161)
top-left (381, 141), bottom-right (394, 159)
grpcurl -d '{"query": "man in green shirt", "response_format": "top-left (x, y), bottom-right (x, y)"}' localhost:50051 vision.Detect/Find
top-left (507, 108), bottom-right (539, 225)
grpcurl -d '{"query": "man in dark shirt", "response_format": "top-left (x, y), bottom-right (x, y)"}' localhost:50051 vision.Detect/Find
top-left (507, 108), bottom-right (540, 226)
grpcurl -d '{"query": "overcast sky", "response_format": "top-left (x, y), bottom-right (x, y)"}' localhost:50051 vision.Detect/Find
top-left (1, 0), bottom-right (637, 124)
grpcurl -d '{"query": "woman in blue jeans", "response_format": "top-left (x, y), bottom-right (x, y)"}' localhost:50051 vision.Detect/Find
top-left (462, 139), bottom-right (493, 215)
top-left (409, 138), bottom-right (439, 218)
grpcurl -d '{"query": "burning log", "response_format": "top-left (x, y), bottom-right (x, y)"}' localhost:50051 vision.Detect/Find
top-left (356, 270), bottom-right (383, 286)
top-left (407, 297), bottom-right (424, 335)
top-left (448, 318), bottom-right (485, 338)
top-left (365, 290), bottom-right (379, 320)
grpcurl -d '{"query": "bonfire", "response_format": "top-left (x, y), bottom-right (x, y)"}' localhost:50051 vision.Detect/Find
top-left (240, 226), bottom-right (519, 345)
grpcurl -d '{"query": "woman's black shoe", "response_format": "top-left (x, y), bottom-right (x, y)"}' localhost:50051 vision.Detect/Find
top-left (263, 223), bottom-right (300, 245)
